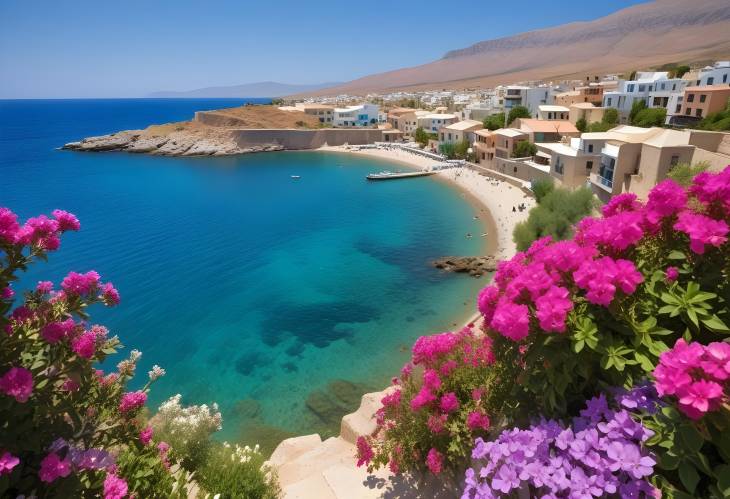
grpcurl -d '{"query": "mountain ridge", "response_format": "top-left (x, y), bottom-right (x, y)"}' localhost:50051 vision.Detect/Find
top-left (150, 81), bottom-right (340, 98)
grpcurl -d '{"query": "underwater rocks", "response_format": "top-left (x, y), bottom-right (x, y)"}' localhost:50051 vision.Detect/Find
top-left (432, 255), bottom-right (497, 277)
top-left (305, 380), bottom-right (374, 431)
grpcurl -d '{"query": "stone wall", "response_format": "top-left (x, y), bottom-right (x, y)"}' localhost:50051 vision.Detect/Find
top-left (230, 128), bottom-right (385, 150)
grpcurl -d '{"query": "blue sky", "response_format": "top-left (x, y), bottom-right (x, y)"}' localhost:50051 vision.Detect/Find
top-left (0, 0), bottom-right (647, 98)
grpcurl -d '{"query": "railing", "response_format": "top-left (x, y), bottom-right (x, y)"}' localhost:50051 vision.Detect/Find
top-left (590, 173), bottom-right (614, 189)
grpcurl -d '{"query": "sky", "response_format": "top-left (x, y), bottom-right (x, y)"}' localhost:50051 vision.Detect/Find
top-left (0, 0), bottom-right (648, 99)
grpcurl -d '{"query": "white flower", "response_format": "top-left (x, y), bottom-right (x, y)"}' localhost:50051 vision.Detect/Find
top-left (130, 349), bottom-right (142, 362)
top-left (148, 365), bottom-right (166, 381)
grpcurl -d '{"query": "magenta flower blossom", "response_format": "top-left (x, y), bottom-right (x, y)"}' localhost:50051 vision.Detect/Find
top-left (410, 386), bottom-right (436, 411)
top-left (72, 331), bottom-right (97, 359)
top-left (0, 451), bottom-right (19, 476)
top-left (0, 207), bottom-right (21, 244)
top-left (356, 436), bottom-right (374, 467)
top-left (467, 411), bottom-right (491, 431)
top-left (0, 367), bottom-right (33, 403)
top-left (477, 285), bottom-right (500, 323)
top-left (101, 282), bottom-right (121, 306)
top-left (119, 390), bottom-right (147, 414)
top-left (427, 413), bottom-right (448, 434)
top-left (645, 179), bottom-right (686, 225)
top-left (103, 472), bottom-right (128, 499)
top-left (535, 286), bottom-right (573, 333)
top-left (16, 215), bottom-right (60, 250)
top-left (674, 211), bottom-right (729, 254)
top-left (51, 209), bottom-right (80, 232)
top-left (665, 266), bottom-right (679, 282)
top-left (1, 285), bottom-right (13, 300)
top-left (139, 426), bottom-right (154, 446)
top-left (490, 300), bottom-right (530, 341)
top-left (426, 448), bottom-right (443, 475)
top-left (601, 192), bottom-right (642, 217)
top-left (39, 452), bottom-right (72, 483)
top-left (61, 270), bottom-right (101, 296)
top-left (423, 369), bottom-right (442, 391)
top-left (677, 379), bottom-right (724, 420)
top-left (41, 319), bottom-right (74, 344)
top-left (439, 392), bottom-right (459, 413)
top-left (36, 280), bottom-right (54, 294)
top-left (412, 331), bottom-right (460, 365)
top-left (381, 389), bottom-right (402, 408)
top-left (691, 166), bottom-right (730, 212)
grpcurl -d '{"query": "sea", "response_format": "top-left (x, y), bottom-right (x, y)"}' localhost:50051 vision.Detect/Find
top-left (0, 98), bottom-right (487, 450)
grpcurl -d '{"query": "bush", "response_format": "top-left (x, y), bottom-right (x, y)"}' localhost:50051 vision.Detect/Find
top-left (667, 161), bottom-right (710, 187)
top-left (362, 166), bottom-right (730, 499)
top-left (512, 140), bottom-right (537, 158)
top-left (0, 208), bottom-right (277, 498)
top-left (512, 186), bottom-right (595, 250)
top-left (439, 142), bottom-right (456, 159)
top-left (602, 108), bottom-right (619, 125)
top-left (508, 106), bottom-right (530, 126)
top-left (197, 443), bottom-right (280, 499)
top-left (697, 98), bottom-right (730, 131)
top-left (414, 127), bottom-right (430, 147)
top-left (629, 99), bottom-right (647, 124)
top-left (483, 113), bottom-right (505, 131)
top-left (588, 121), bottom-right (613, 132)
top-left (575, 118), bottom-right (587, 133)
top-left (531, 178), bottom-right (555, 203)
top-left (632, 107), bottom-right (666, 128)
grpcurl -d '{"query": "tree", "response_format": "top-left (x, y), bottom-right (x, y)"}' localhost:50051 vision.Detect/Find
top-left (632, 107), bottom-right (666, 128)
top-left (508, 106), bottom-right (531, 126)
top-left (588, 122), bottom-right (612, 132)
top-left (602, 108), bottom-right (619, 125)
top-left (512, 140), bottom-right (537, 158)
top-left (575, 118), bottom-right (587, 133)
top-left (483, 113), bottom-right (505, 131)
top-left (414, 127), bottom-right (430, 147)
top-left (454, 139), bottom-right (472, 160)
top-left (439, 142), bottom-right (456, 159)
top-left (696, 98), bottom-right (730, 131)
top-left (629, 100), bottom-right (647, 124)
top-left (531, 178), bottom-right (555, 203)
top-left (513, 186), bottom-right (596, 251)
top-left (674, 65), bottom-right (690, 78)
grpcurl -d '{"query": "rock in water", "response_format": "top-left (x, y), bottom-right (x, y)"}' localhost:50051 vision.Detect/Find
top-left (432, 255), bottom-right (497, 277)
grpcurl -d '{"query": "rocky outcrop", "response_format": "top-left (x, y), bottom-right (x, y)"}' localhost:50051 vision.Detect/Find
top-left (62, 129), bottom-right (283, 157)
top-left (433, 255), bottom-right (497, 277)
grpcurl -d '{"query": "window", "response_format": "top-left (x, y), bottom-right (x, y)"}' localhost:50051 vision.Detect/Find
top-left (660, 83), bottom-right (666, 90)
top-left (627, 84), bottom-right (635, 92)
top-left (586, 160), bottom-right (593, 172)
top-left (606, 98), bottom-right (612, 107)
top-left (696, 108), bottom-right (703, 118)
top-left (676, 104), bottom-right (682, 113)
top-left (672, 84), bottom-right (676, 91)
top-left (707, 77), bottom-right (714, 85)
top-left (670, 155), bottom-right (680, 167)
top-left (724, 74), bottom-right (728, 83)
top-left (687, 94), bottom-right (695, 103)
top-left (598, 156), bottom-right (616, 188)
top-left (686, 108), bottom-right (692, 115)
top-left (554, 157), bottom-right (564, 175)
top-left (638, 85), bottom-right (646, 92)
top-left (514, 166), bottom-right (518, 173)
top-left (588, 144), bottom-right (593, 153)
top-left (700, 95), bottom-right (707, 103)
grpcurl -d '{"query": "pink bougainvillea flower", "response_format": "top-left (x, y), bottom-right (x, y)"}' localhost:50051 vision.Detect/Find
top-left (535, 286), bottom-right (573, 333)
top-left (0, 207), bottom-right (21, 244)
top-left (61, 270), bottom-right (101, 296)
top-left (139, 426), bottom-right (154, 446)
top-left (427, 413), bottom-right (448, 434)
top-left (101, 282), bottom-right (120, 306)
top-left (0, 367), bottom-right (33, 403)
top-left (426, 448), bottom-right (444, 475)
top-left (356, 436), bottom-right (374, 467)
top-left (477, 285), bottom-right (500, 324)
top-left (39, 452), bottom-right (71, 483)
top-left (691, 166), bottom-right (730, 212)
top-left (36, 280), bottom-right (54, 294)
top-left (72, 331), bottom-right (97, 359)
top-left (490, 299), bottom-right (530, 341)
top-left (674, 211), bottom-right (729, 255)
top-left (0, 451), bottom-right (19, 476)
top-left (645, 179), bottom-right (687, 225)
top-left (602, 192), bottom-right (643, 217)
top-left (665, 266), bottom-right (679, 282)
top-left (423, 369), bottom-right (442, 391)
top-left (118, 391), bottom-right (147, 414)
top-left (410, 386), bottom-right (436, 411)
top-left (41, 319), bottom-right (74, 344)
top-left (439, 392), bottom-right (459, 413)
top-left (467, 411), bottom-right (491, 431)
top-left (103, 472), bottom-right (128, 499)
top-left (1, 285), bottom-right (13, 300)
top-left (51, 209), bottom-right (80, 232)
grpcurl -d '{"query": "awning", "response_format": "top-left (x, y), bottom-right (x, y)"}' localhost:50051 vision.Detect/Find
top-left (536, 151), bottom-right (552, 159)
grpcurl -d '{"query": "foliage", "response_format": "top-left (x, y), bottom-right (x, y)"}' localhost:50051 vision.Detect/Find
top-left (197, 443), bottom-right (280, 499)
top-left (512, 186), bottom-right (595, 251)
top-left (439, 142), bottom-right (456, 159)
top-left (483, 113), bottom-right (505, 131)
top-left (150, 394), bottom-right (222, 472)
top-left (575, 118), bottom-right (587, 133)
top-left (508, 106), bottom-right (530, 126)
top-left (602, 108), bottom-right (619, 125)
top-left (633, 107), bottom-right (667, 128)
top-left (453, 140), bottom-right (473, 161)
top-left (531, 178), bottom-right (555, 203)
top-left (270, 98), bottom-right (284, 106)
top-left (512, 141), bottom-right (537, 158)
top-left (588, 121), bottom-right (613, 133)
top-left (667, 161), bottom-right (710, 187)
top-left (629, 99), bottom-right (648, 124)
top-left (696, 98), bottom-right (730, 131)
top-left (414, 127), bottom-right (430, 147)
top-left (365, 166), bottom-right (730, 499)
top-left (0, 208), bottom-right (277, 498)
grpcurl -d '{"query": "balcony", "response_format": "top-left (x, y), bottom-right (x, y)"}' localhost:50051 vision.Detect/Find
top-left (589, 173), bottom-right (614, 192)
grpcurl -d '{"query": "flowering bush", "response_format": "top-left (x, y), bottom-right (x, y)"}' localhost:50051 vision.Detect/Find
top-left (0, 207), bottom-right (277, 498)
top-left (463, 389), bottom-right (659, 498)
top-left (363, 166), bottom-right (730, 498)
top-left (150, 393), bottom-right (223, 471)
top-left (196, 442), bottom-right (280, 499)
top-left (357, 326), bottom-right (498, 476)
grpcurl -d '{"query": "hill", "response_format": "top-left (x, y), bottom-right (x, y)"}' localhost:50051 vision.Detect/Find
top-left (301, 0), bottom-right (730, 96)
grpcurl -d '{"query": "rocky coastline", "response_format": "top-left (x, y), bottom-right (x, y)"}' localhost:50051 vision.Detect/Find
top-left (432, 255), bottom-right (497, 277)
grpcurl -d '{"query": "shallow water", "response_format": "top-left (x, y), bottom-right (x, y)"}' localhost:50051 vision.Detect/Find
top-left (0, 99), bottom-right (487, 446)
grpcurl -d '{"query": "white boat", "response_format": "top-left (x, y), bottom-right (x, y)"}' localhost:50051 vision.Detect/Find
top-left (291, 175), bottom-right (301, 179)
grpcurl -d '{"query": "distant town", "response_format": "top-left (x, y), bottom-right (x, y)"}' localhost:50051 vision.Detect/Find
top-left (274, 60), bottom-right (730, 203)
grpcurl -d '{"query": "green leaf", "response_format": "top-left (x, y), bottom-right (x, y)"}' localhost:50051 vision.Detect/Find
top-left (679, 462), bottom-right (700, 493)
top-left (573, 339), bottom-right (585, 353)
top-left (660, 452), bottom-right (680, 470)
top-left (634, 352), bottom-right (655, 372)
top-left (678, 424), bottom-right (704, 454)
top-left (702, 315), bottom-right (730, 333)
top-left (668, 250), bottom-right (686, 260)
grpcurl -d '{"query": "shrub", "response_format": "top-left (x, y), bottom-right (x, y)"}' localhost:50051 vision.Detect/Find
top-left (531, 178), bottom-right (555, 203)
top-left (588, 121), bottom-right (613, 133)
top-left (414, 127), bottom-right (430, 147)
top-left (632, 107), bottom-right (666, 128)
top-left (508, 106), bottom-right (530, 126)
top-left (513, 186), bottom-right (595, 251)
top-left (667, 161), bottom-right (710, 187)
top-left (365, 166), bottom-right (730, 499)
top-left (602, 108), bottom-right (619, 125)
top-left (697, 98), bottom-right (730, 131)
top-left (483, 113), bottom-right (505, 131)
top-left (575, 117), bottom-right (587, 133)
top-left (512, 140), bottom-right (537, 158)
top-left (197, 443), bottom-right (280, 499)
top-left (439, 142), bottom-right (456, 159)
top-left (629, 100), bottom-right (648, 125)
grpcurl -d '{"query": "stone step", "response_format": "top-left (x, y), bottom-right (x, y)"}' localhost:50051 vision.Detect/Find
top-left (282, 472), bottom-right (337, 499)
top-left (277, 437), bottom-right (354, 488)
top-left (267, 434), bottom-right (322, 468)
top-left (340, 390), bottom-right (391, 445)
top-left (322, 463), bottom-right (392, 499)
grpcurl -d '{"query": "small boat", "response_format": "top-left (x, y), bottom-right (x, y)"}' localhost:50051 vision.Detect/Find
top-left (291, 175), bottom-right (301, 179)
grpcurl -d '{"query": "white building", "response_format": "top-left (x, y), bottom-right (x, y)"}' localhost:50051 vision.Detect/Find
top-left (696, 61), bottom-right (730, 86)
top-left (602, 72), bottom-right (673, 121)
top-left (417, 113), bottom-right (458, 133)
top-left (500, 85), bottom-right (556, 117)
top-left (537, 105), bottom-right (570, 120)
top-left (332, 104), bottom-right (380, 127)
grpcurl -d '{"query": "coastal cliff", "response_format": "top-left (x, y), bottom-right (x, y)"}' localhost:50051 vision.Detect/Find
top-left (62, 105), bottom-right (386, 157)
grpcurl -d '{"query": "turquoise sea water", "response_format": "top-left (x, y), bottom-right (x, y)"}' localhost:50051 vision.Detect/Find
top-left (0, 99), bottom-right (486, 446)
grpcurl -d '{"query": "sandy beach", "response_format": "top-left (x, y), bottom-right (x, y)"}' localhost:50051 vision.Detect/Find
top-left (319, 144), bottom-right (535, 262)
